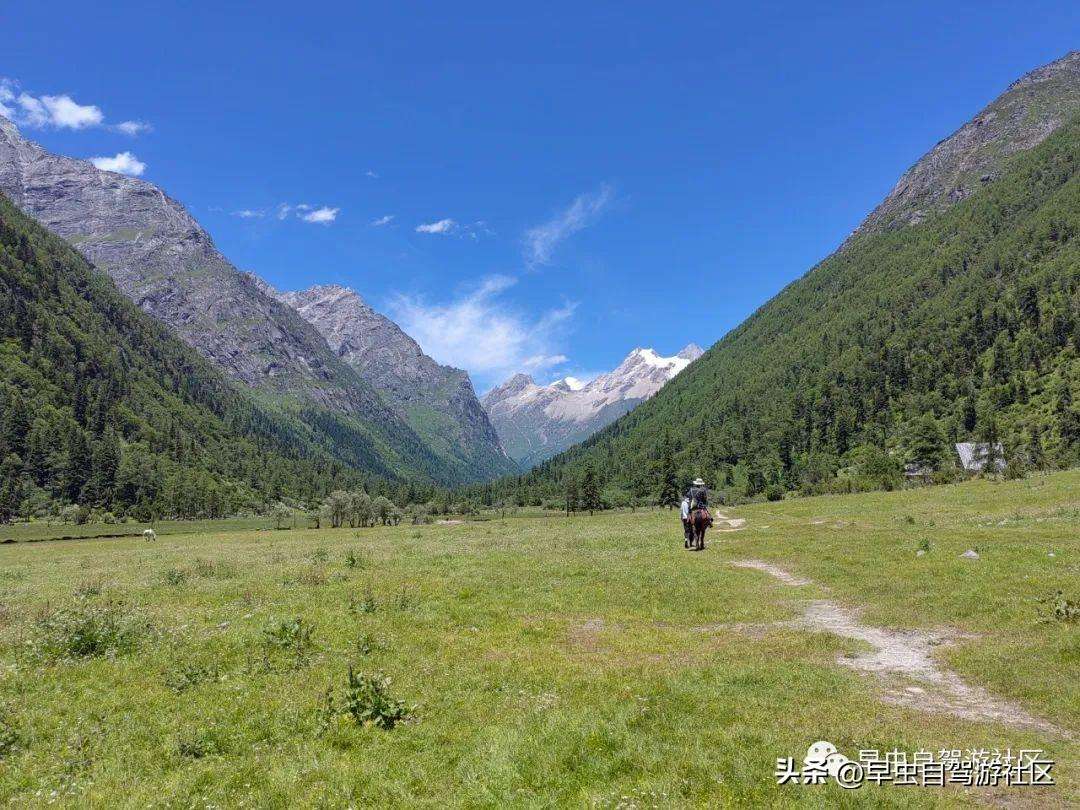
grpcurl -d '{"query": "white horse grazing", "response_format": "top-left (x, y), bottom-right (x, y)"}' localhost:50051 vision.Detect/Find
top-left (142, 528), bottom-right (157, 542)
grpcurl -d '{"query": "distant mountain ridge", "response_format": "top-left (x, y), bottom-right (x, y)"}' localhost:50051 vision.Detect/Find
top-left (0, 116), bottom-right (512, 484)
top-left (482, 344), bottom-right (702, 467)
top-left (513, 51), bottom-right (1080, 499)
top-left (264, 282), bottom-right (515, 479)
top-left (848, 50), bottom-right (1080, 242)
top-left (0, 190), bottom-right (374, 517)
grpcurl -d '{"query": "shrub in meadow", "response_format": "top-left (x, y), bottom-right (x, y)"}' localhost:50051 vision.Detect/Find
top-left (28, 599), bottom-right (144, 661)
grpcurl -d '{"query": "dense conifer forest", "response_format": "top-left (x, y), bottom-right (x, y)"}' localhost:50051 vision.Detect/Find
top-left (0, 193), bottom-right (451, 521)
top-left (467, 117), bottom-right (1080, 508)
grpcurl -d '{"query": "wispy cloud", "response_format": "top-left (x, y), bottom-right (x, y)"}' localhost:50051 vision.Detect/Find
top-left (115, 120), bottom-right (152, 136)
top-left (89, 151), bottom-right (146, 176)
top-left (416, 218), bottom-right (456, 234)
top-left (234, 202), bottom-right (339, 224)
top-left (524, 184), bottom-right (613, 267)
top-left (1, 78), bottom-right (149, 134)
top-left (371, 215), bottom-right (395, 226)
top-left (300, 206), bottom-right (340, 225)
top-left (414, 218), bottom-right (493, 240)
top-left (365, 170), bottom-right (379, 179)
top-left (387, 275), bottom-right (576, 388)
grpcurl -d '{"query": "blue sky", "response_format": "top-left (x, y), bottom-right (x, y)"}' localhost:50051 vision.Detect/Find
top-left (3, 2), bottom-right (1079, 391)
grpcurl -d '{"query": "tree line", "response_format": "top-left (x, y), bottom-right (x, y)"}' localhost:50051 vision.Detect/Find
top-left (458, 117), bottom-right (1080, 510)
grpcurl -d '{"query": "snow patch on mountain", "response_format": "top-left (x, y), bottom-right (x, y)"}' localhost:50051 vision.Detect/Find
top-left (481, 343), bottom-right (703, 466)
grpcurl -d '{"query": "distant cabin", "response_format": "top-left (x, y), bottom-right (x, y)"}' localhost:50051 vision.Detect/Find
top-left (955, 442), bottom-right (1006, 473)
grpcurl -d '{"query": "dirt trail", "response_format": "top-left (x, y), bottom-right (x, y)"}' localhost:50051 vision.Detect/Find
top-left (728, 559), bottom-right (1068, 737)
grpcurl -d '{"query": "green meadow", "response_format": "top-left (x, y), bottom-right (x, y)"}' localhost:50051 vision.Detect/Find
top-left (0, 472), bottom-right (1077, 807)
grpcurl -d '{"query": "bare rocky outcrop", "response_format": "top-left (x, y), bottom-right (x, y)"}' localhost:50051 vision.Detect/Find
top-left (847, 50), bottom-right (1080, 243)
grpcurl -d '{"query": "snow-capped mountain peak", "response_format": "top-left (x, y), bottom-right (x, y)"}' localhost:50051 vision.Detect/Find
top-left (481, 343), bottom-right (703, 467)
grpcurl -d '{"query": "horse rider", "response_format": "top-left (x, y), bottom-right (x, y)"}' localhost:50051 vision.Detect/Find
top-left (687, 478), bottom-right (711, 526)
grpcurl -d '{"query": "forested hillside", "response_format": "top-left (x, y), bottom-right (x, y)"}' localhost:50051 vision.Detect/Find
top-left (0, 192), bottom-right (416, 520)
top-left (482, 117), bottom-right (1080, 506)
top-left (0, 116), bottom-right (513, 487)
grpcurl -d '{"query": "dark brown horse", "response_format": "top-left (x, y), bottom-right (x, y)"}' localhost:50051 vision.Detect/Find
top-left (688, 508), bottom-right (711, 551)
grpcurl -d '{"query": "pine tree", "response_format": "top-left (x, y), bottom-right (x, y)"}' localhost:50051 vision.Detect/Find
top-left (906, 413), bottom-right (947, 470)
top-left (657, 438), bottom-right (679, 509)
top-left (580, 466), bottom-right (601, 515)
top-left (564, 475), bottom-right (579, 516)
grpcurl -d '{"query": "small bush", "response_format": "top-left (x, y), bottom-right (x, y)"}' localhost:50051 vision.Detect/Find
top-left (349, 585), bottom-right (378, 615)
top-left (28, 599), bottom-right (144, 661)
top-left (163, 567), bottom-right (189, 586)
top-left (164, 661), bottom-right (221, 693)
top-left (343, 548), bottom-right (367, 570)
top-left (393, 586), bottom-right (418, 611)
top-left (176, 729), bottom-right (222, 759)
top-left (916, 537), bottom-right (931, 554)
top-left (1036, 591), bottom-right (1079, 624)
top-left (355, 632), bottom-right (389, 657)
top-left (0, 714), bottom-right (20, 759)
top-left (309, 548), bottom-right (330, 564)
top-left (262, 617), bottom-right (315, 669)
top-left (334, 668), bottom-right (413, 730)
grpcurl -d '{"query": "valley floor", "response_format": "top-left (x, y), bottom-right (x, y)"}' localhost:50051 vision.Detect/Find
top-left (0, 473), bottom-right (1077, 807)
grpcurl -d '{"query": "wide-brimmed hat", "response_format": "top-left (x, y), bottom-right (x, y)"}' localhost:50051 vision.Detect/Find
top-left (692, 478), bottom-right (705, 486)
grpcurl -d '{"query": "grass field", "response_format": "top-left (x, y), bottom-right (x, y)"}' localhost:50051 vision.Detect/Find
top-left (0, 517), bottom-right (269, 544)
top-left (0, 472), bottom-right (1077, 807)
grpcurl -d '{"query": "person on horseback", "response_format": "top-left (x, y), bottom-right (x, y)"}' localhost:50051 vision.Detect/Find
top-left (687, 478), bottom-right (709, 515)
top-left (685, 477), bottom-right (712, 551)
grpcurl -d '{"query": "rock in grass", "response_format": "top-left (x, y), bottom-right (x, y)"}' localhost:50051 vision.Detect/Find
top-left (916, 549), bottom-right (927, 557)
top-left (960, 549), bottom-right (980, 560)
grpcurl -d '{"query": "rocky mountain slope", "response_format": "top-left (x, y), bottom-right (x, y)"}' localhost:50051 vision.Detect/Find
top-left (512, 52), bottom-right (1080, 499)
top-left (848, 50), bottom-right (1080, 241)
top-left (482, 345), bottom-right (702, 467)
top-left (267, 283), bottom-right (515, 479)
top-left (0, 190), bottom-right (375, 517)
top-left (0, 116), bottom-right (508, 484)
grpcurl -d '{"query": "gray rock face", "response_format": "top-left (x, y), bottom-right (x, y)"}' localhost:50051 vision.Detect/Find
top-left (0, 115), bottom-right (377, 413)
top-left (848, 51), bottom-right (1080, 242)
top-left (482, 344), bottom-right (703, 467)
top-left (268, 283), bottom-right (514, 478)
top-left (0, 116), bottom-right (510, 483)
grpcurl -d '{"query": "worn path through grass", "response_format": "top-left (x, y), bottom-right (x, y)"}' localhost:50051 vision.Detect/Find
top-left (0, 472), bottom-right (1076, 807)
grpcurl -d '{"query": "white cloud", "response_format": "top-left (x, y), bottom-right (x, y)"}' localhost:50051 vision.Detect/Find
top-left (387, 275), bottom-right (576, 388)
top-left (371, 215), bottom-right (394, 226)
top-left (276, 203), bottom-right (292, 220)
top-left (524, 184), bottom-right (613, 266)
top-left (366, 170), bottom-right (379, 179)
top-left (89, 151), bottom-right (146, 176)
top-left (300, 206), bottom-right (340, 225)
top-left (232, 209), bottom-right (265, 219)
top-left (0, 78), bottom-right (149, 134)
top-left (0, 82), bottom-right (15, 120)
top-left (26, 93), bottom-right (103, 129)
top-left (416, 218), bottom-right (456, 234)
top-left (115, 120), bottom-right (152, 136)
